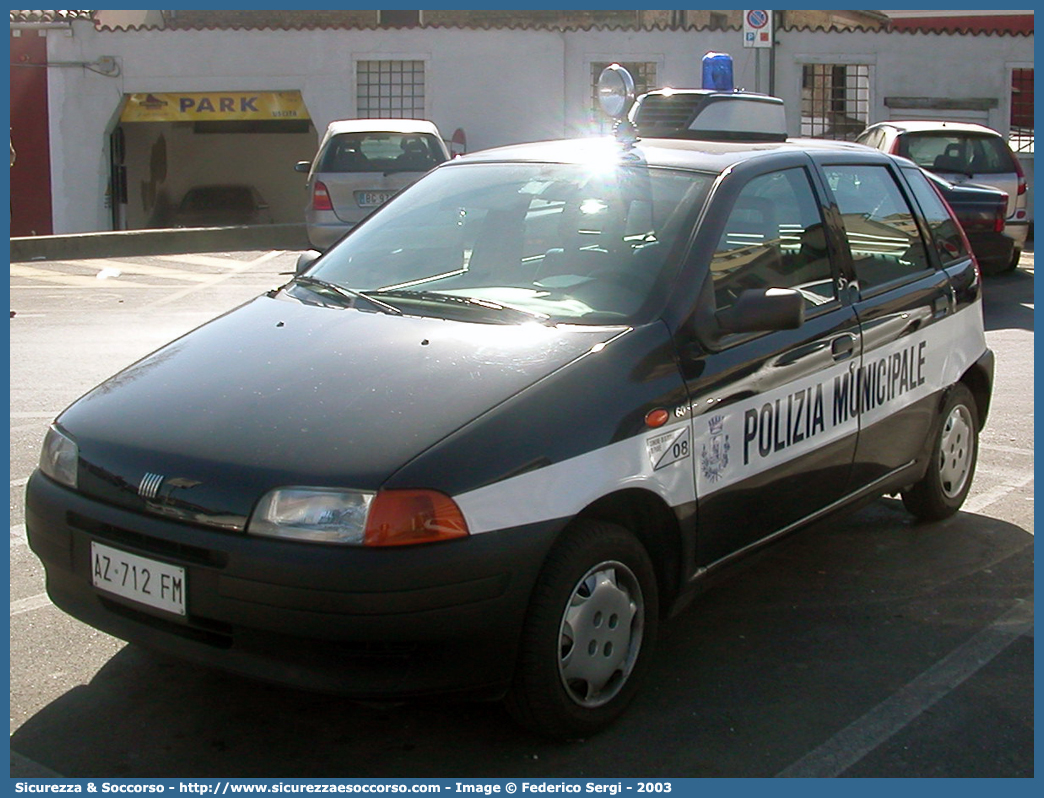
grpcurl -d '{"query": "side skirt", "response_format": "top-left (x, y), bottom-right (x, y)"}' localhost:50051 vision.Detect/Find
top-left (685, 458), bottom-right (923, 590)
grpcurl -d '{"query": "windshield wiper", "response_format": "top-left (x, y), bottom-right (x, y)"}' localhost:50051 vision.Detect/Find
top-left (371, 289), bottom-right (554, 326)
top-left (293, 276), bottom-right (403, 316)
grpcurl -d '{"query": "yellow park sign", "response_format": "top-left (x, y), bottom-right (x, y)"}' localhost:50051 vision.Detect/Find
top-left (121, 90), bottom-right (310, 122)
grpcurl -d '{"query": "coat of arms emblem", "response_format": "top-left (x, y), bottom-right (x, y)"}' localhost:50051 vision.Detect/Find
top-left (700, 415), bottom-right (730, 482)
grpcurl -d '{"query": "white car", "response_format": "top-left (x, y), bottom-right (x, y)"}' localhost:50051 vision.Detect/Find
top-left (856, 120), bottom-right (1029, 270)
top-left (295, 119), bottom-right (450, 250)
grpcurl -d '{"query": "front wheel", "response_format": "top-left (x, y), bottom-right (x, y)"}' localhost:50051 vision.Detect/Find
top-left (902, 383), bottom-right (979, 520)
top-left (505, 520), bottom-right (658, 739)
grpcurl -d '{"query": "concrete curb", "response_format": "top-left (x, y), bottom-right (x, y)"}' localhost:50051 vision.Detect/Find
top-left (10, 224), bottom-right (311, 262)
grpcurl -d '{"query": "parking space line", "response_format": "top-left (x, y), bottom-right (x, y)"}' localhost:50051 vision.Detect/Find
top-left (146, 275), bottom-right (245, 309)
top-left (11, 264), bottom-right (120, 287)
top-left (974, 463), bottom-right (1036, 480)
top-left (964, 473), bottom-right (1034, 517)
top-left (155, 251), bottom-right (285, 270)
top-left (776, 598), bottom-right (1034, 777)
top-left (11, 593), bottom-right (52, 616)
top-left (85, 258), bottom-right (216, 282)
top-left (145, 256), bottom-right (287, 310)
top-left (12, 253), bottom-right (288, 290)
top-left (980, 442), bottom-right (1034, 456)
top-left (11, 523), bottom-right (27, 547)
top-left (248, 250), bottom-right (289, 266)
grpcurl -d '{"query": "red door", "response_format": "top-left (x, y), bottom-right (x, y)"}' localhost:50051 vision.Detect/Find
top-left (10, 30), bottom-right (54, 236)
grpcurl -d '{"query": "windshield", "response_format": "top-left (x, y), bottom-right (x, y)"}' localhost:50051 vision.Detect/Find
top-left (305, 160), bottom-right (711, 325)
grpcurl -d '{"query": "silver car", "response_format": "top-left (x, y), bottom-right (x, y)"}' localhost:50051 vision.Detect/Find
top-left (296, 119), bottom-right (450, 250)
top-left (856, 120), bottom-right (1029, 270)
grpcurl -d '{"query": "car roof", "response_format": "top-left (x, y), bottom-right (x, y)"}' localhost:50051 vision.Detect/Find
top-left (451, 135), bottom-right (888, 173)
top-left (323, 119), bottom-right (442, 136)
top-left (869, 120), bottom-right (1003, 137)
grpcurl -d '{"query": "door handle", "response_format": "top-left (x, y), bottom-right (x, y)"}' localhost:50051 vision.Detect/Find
top-left (933, 289), bottom-right (954, 318)
top-left (831, 333), bottom-right (857, 361)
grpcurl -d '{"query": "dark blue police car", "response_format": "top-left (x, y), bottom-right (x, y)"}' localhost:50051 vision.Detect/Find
top-left (27, 64), bottom-right (993, 739)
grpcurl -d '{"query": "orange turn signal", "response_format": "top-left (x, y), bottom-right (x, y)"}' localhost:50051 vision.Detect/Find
top-left (645, 408), bottom-right (670, 428)
top-left (364, 489), bottom-right (469, 547)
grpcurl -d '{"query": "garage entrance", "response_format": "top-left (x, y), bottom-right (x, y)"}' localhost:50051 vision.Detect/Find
top-left (111, 90), bottom-right (317, 230)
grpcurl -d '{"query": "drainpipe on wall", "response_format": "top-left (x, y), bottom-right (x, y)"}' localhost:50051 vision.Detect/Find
top-left (769, 10), bottom-right (779, 98)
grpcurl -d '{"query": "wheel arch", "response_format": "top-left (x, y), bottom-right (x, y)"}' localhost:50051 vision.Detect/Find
top-left (572, 487), bottom-right (685, 618)
top-left (960, 353), bottom-right (993, 428)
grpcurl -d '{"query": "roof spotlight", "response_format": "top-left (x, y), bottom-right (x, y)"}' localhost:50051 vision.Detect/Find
top-left (597, 64), bottom-right (639, 145)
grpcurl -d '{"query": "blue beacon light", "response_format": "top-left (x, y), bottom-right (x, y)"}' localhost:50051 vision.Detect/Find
top-left (702, 52), bottom-right (734, 92)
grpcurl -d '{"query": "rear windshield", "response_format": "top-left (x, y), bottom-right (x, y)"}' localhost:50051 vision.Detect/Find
top-left (317, 132), bottom-right (447, 173)
top-left (898, 132), bottom-right (1015, 175)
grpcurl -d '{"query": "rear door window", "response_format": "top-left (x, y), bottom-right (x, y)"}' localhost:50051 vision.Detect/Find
top-left (824, 164), bottom-right (932, 290)
top-left (902, 167), bottom-right (972, 267)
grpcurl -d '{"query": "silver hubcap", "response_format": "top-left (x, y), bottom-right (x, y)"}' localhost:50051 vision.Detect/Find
top-left (938, 403), bottom-right (974, 498)
top-left (557, 561), bottom-right (644, 708)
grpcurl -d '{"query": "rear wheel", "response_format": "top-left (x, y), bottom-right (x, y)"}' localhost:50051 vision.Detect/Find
top-left (902, 383), bottom-right (979, 520)
top-left (1008, 247), bottom-right (1022, 272)
top-left (506, 520), bottom-right (658, 739)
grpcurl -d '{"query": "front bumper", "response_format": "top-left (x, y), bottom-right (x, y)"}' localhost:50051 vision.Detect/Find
top-left (26, 472), bottom-right (560, 698)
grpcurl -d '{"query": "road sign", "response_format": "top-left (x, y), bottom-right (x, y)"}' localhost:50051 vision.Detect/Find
top-left (743, 9), bottom-right (774, 49)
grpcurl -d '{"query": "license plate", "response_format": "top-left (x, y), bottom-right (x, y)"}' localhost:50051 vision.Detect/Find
top-left (91, 541), bottom-right (186, 616)
top-left (355, 190), bottom-right (394, 208)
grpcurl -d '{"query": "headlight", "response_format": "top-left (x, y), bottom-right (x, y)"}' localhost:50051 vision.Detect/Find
top-left (248, 487), bottom-right (468, 547)
top-left (39, 425), bottom-right (78, 489)
top-left (249, 488), bottom-right (373, 544)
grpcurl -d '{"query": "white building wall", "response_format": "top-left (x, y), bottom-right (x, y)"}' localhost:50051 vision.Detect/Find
top-left (777, 28), bottom-right (1032, 134)
top-left (45, 20), bottom-right (1033, 234)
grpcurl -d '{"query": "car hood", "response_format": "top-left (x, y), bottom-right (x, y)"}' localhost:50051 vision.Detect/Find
top-left (58, 294), bottom-right (619, 530)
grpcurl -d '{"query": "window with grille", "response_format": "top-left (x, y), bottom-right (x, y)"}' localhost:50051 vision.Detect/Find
top-left (378, 10), bottom-right (421, 27)
top-left (1010, 68), bottom-right (1033, 153)
top-left (709, 12), bottom-right (729, 31)
top-left (356, 60), bottom-right (426, 119)
top-left (800, 63), bottom-right (870, 141)
top-left (589, 61), bottom-right (657, 134)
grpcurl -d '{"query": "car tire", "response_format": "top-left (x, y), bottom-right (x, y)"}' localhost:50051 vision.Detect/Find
top-left (505, 519), bottom-right (659, 739)
top-left (1007, 247), bottom-right (1022, 272)
top-left (902, 383), bottom-right (979, 521)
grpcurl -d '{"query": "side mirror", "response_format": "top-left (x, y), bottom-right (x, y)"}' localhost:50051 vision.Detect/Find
top-left (294, 161), bottom-right (311, 174)
top-left (295, 249), bottom-right (322, 276)
top-left (716, 287), bottom-right (805, 334)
